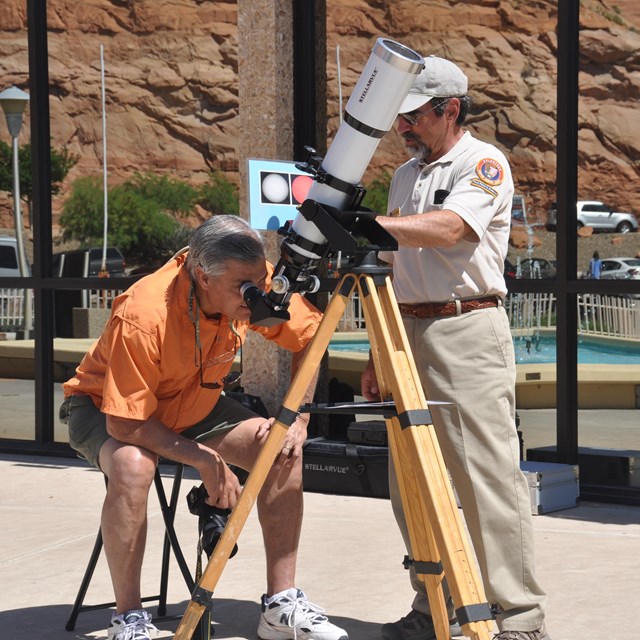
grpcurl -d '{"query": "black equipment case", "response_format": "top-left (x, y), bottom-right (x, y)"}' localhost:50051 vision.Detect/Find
top-left (302, 436), bottom-right (389, 499)
top-left (346, 420), bottom-right (388, 446)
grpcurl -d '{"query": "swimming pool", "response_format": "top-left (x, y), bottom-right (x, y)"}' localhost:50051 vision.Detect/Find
top-left (329, 334), bottom-right (640, 365)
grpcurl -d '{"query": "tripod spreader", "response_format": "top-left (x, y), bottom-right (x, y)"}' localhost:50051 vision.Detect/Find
top-left (300, 400), bottom-right (446, 430)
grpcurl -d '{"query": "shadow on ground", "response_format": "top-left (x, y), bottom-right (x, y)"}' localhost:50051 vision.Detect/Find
top-left (0, 598), bottom-right (383, 640)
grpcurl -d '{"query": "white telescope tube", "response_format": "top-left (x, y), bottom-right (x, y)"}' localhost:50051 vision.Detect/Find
top-left (289, 37), bottom-right (424, 254)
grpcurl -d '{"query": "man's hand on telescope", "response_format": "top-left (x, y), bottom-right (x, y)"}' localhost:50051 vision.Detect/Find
top-left (361, 356), bottom-right (382, 402)
top-left (376, 209), bottom-right (473, 248)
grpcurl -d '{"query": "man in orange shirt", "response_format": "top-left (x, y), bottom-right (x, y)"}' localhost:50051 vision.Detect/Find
top-left (63, 215), bottom-right (348, 640)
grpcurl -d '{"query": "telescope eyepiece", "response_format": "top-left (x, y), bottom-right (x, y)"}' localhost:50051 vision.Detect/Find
top-left (240, 281), bottom-right (262, 304)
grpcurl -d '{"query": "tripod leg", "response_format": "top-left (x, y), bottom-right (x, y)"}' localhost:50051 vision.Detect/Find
top-left (365, 291), bottom-right (450, 640)
top-left (358, 274), bottom-right (493, 640)
top-left (386, 418), bottom-right (451, 640)
top-left (173, 276), bottom-right (357, 640)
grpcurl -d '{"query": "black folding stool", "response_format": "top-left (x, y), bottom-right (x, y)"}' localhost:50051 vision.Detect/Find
top-left (65, 463), bottom-right (211, 638)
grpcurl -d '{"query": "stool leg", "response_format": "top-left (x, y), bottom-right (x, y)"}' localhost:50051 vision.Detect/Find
top-left (155, 464), bottom-right (213, 639)
top-left (154, 465), bottom-right (196, 612)
top-left (67, 464), bottom-right (204, 632)
top-left (155, 466), bottom-right (178, 616)
top-left (65, 529), bottom-right (104, 631)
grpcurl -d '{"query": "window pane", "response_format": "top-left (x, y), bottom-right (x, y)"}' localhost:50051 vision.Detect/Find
top-left (0, 379), bottom-right (35, 441)
top-left (506, 198), bottom-right (556, 281)
top-left (577, 294), bottom-right (640, 490)
top-left (506, 293), bottom-right (558, 462)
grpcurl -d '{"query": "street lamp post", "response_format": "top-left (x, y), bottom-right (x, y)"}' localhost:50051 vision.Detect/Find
top-left (0, 86), bottom-right (32, 336)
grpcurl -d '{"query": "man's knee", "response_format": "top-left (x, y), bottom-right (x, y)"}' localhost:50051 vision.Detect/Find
top-left (262, 459), bottom-right (303, 496)
top-left (101, 441), bottom-right (158, 491)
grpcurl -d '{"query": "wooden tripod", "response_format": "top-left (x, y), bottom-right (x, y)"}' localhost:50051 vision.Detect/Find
top-left (174, 268), bottom-right (494, 640)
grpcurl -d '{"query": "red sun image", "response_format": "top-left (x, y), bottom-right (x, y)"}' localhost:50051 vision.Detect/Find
top-left (291, 175), bottom-right (314, 205)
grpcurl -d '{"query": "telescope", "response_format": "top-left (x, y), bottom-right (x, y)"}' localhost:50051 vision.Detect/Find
top-left (243, 37), bottom-right (425, 326)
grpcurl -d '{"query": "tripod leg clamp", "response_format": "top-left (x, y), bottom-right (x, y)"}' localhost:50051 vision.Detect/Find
top-left (398, 410), bottom-right (433, 429)
top-left (455, 602), bottom-right (494, 625)
top-left (191, 585), bottom-right (214, 608)
top-left (403, 555), bottom-right (443, 575)
top-left (275, 406), bottom-right (298, 427)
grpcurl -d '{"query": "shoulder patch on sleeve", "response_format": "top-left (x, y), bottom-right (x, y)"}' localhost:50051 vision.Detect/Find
top-left (475, 158), bottom-right (504, 186)
top-left (469, 178), bottom-right (499, 198)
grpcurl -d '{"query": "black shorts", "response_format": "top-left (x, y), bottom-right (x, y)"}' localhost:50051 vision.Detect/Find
top-left (65, 394), bottom-right (261, 470)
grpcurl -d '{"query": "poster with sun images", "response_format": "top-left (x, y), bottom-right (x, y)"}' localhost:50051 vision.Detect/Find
top-left (247, 159), bottom-right (315, 231)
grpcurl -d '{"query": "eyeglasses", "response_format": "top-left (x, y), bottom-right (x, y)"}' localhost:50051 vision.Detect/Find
top-left (196, 330), bottom-right (242, 390)
top-left (398, 100), bottom-right (448, 126)
top-left (188, 284), bottom-right (243, 390)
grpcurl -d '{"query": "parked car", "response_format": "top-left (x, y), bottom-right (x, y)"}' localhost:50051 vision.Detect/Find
top-left (517, 257), bottom-right (556, 279)
top-left (599, 257), bottom-right (640, 280)
top-left (52, 247), bottom-right (126, 278)
top-left (547, 200), bottom-right (638, 233)
top-left (0, 236), bottom-right (26, 277)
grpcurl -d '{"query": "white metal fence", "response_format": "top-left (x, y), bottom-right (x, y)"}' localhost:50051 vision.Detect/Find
top-left (0, 288), bottom-right (30, 329)
top-left (0, 288), bottom-right (124, 331)
top-left (577, 294), bottom-right (640, 338)
top-left (1, 287), bottom-right (638, 340)
top-left (86, 288), bottom-right (122, 310)
top-left (506, 292), bottom-right (640, 340)
top-left (336, 291), bottom-right (640, 340)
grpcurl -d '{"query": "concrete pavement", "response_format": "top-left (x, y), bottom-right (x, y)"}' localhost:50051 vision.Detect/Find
top-left (0, 453), bottom-right (638, 640)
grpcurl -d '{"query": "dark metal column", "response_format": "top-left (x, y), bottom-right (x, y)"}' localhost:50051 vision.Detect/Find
top-left (27, 0), bottom-right (57, 449)
top-left (554, 1), bottom-right (580, 464)
top-left (293, 0), bottom-right (327, 160)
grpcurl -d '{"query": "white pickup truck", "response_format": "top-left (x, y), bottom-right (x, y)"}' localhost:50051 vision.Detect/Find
top-left (546, 200), bottom-right (638, 233)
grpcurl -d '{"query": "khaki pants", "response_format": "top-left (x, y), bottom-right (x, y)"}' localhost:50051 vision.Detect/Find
top-left (390, 306), bottom-right (546, 632)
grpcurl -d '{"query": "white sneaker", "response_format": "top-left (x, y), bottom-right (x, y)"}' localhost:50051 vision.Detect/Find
top-left (107, 609), bottom-right (158, 640)
top-left (257, 588), bottom-right (348, 640)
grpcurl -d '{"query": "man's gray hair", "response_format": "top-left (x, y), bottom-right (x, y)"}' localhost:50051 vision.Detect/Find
top-left (186, 215), bottom-right (265, 279)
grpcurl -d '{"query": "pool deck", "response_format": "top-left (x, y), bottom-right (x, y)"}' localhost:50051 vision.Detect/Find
top-left (1, 451), bottom-right (639, 640)
top-left (0, 334), bottom-right (638, 409)
top-left (328, 333), bottom-right (640, 410)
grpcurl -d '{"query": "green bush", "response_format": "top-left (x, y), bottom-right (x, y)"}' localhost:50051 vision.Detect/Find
top-left (362, 171), bottom-right (392, 215)
top-left (125, 172), bottom-right (199, 217)
top-left (0, 142), bottom-right (78, 201)
top-left (198, 171), bottom-right (239, 215)
top-left (60, 175), bottom-right (192, 266)
top-left (0, 142), bottom-right (78, 224)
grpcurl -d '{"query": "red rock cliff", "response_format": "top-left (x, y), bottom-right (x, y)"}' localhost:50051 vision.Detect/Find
top-left (1, 0), bottom-right (639, 226)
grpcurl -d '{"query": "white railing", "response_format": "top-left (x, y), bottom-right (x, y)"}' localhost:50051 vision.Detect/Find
top-left (506, 292), bottom-right (556, 337)
top-left (0, 288), bottom-right (124, 331)
top-left (336, 290), bottom-right (640, 340)
top-left (506, 292), bottom-right (640, 340)
top-left (0, 288), bottom-right (32, 329)
top-left (578, 293), bottom-right (640, 338)
top-left (337, 291), bottom-right (366, 331)
top-left (2, 286), bottom-right (637, 340)
top-left (87, 288), bottom-right (123, 310)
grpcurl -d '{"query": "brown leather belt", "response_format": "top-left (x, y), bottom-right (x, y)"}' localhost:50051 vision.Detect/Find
top-left (398, 296), bottom-right (500, 319)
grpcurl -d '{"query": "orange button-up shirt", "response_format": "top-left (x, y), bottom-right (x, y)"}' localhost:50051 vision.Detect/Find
top-left (63, 251), bottom-right (322, 433)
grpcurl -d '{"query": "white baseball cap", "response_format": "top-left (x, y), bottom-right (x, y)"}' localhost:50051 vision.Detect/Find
top-left (399, 55), bottom-right (468, 113)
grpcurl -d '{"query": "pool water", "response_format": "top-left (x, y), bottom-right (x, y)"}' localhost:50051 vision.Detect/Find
top-left (329, 335), bottom-right (640, 365)
top-left (512, 335), bottom-right (640, 365)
